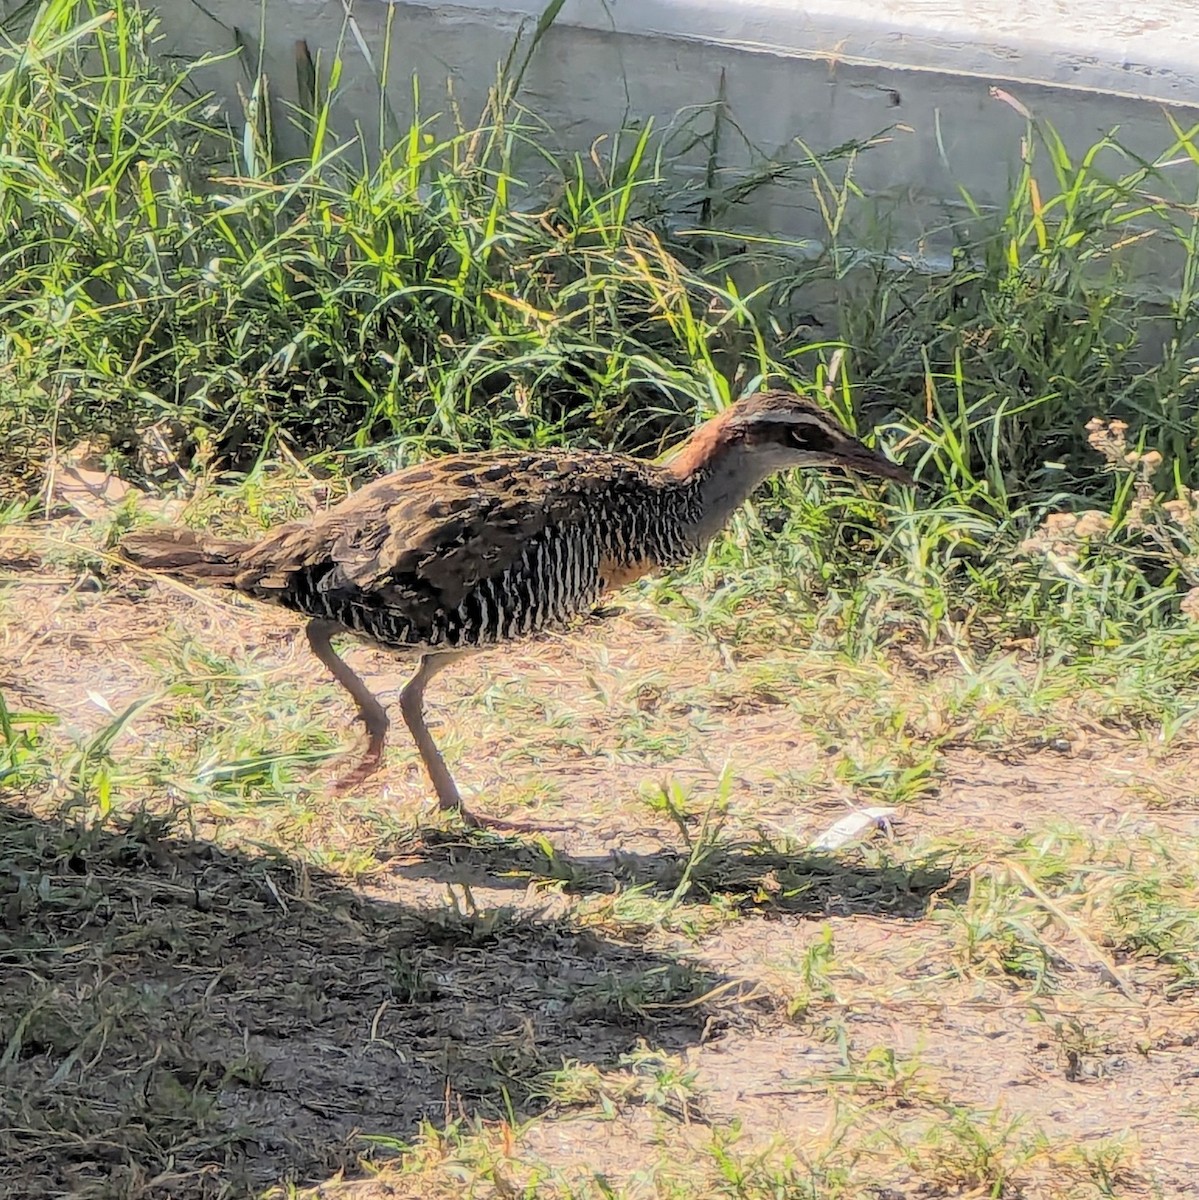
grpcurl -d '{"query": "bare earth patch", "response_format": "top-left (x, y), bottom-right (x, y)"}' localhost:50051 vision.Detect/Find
top-left (2, 532), bottom-right (1198, 1198)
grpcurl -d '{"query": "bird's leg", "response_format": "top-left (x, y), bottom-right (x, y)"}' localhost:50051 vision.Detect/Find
top-left (399, 651), bottom-right (569, 833)
top-left (306, 619), bottom-right (390, 794)
top-left (398, 650), bottom-right (469, 815)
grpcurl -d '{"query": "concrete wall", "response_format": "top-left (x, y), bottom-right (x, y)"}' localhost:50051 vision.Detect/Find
top-left (144, 0), bottom-right (1199, 280)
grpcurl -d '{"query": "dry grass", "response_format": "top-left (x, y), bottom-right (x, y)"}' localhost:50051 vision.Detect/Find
top-left (3, 4), bottom-right (1199, 1189)
top-left (3, 511), bottom-right (1199, 1199)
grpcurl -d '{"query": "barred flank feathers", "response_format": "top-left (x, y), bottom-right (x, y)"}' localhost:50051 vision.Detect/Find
top-left (121, 527), bottom-right (252, 585)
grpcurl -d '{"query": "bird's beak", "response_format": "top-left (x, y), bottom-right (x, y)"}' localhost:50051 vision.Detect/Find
top-left (835, 442), bottom-right (917, 488)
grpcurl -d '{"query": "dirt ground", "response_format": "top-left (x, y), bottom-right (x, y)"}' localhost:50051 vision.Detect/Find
top-left (2, 534), bottom-right (1198, 1198)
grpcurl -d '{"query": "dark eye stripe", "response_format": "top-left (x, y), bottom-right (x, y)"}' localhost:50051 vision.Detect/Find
top-left (792, 424), bottom-right (838, 453)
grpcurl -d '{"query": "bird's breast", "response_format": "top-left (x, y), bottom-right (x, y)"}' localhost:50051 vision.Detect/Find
top-left (598, 554), bottom-right (658, 592)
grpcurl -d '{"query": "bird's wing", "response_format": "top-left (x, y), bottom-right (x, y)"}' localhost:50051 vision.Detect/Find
top-left (235, 451), bottom-right (627, 612)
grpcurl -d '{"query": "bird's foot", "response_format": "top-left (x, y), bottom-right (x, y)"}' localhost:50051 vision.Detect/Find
top-left (444, 799), bottom-right (571, 836)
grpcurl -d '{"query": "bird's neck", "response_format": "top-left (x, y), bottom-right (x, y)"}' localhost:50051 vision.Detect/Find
top-left (663, 420), bottom-right (771, 548)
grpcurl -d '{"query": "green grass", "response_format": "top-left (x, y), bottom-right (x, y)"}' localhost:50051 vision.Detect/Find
top-left (1, 0), bottom-right (1199, 673)
top-left (3, 0), bottom-right (1199, 1197)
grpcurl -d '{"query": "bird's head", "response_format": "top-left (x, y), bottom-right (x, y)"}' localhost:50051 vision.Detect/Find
top-left (669, 390), bottom-right (914, 487)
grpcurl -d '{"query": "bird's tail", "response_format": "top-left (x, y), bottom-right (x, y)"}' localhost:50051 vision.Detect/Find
top-left (120, 526), bottom-right (254, 586)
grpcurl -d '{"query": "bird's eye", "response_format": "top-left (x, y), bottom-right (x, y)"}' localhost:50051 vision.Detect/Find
top-left (790, 423), bottom-right (837, 454)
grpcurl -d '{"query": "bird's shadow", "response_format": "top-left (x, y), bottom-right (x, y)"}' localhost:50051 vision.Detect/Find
top-left (388, 826), bottom-right (965, 921)
top-left (0, 801), bottom-right (750, 1198)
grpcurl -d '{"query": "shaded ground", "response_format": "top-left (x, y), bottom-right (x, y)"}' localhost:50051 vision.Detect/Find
top-left (2, 522), bottom-right (1199, 1198)
top-left (0, 805), bottom-right (755, 1197)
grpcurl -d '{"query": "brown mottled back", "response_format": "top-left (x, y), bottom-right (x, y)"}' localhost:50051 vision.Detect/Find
top-left (226, 449), bottom-right (703, 651)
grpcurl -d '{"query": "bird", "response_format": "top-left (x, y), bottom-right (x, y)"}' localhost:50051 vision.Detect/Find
top-left (121, 390), bottom-right (914, 827)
